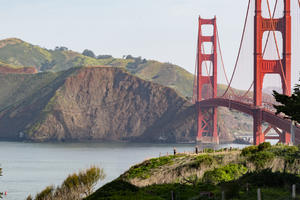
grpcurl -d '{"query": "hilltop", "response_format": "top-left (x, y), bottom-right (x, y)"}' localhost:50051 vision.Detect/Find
top-left (87, 143), bottom-right (300, 199)
top-left (0, 38), bottom-right (194, 97)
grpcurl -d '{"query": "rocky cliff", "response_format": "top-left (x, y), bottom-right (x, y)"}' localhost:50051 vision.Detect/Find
top-left (0, 66), bottom-right (37, 74)
top-left (0, 67), bottom-right (196, 142)
top-left (0, 66), bottom-right (244, 142)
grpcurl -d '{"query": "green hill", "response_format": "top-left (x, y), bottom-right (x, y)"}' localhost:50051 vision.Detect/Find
top-left (0, 38), bottom-right (195, 97)
top-left (0, 38), bottom-right (131, 71)
top-left (87, 144), bottom-right (300, 200)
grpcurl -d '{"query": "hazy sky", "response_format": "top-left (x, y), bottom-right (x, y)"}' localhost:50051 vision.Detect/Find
top-left (0, 0), bottom-right (299, 90)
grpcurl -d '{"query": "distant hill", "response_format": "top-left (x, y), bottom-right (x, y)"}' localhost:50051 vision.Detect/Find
top-left (0, 38), bottom-right (196, 97)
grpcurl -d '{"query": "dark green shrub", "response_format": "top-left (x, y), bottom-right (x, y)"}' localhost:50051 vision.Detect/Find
top-left (241, 145), bottom-right (258, 157)
top-left (249, 151), bottom-right (275, 169)
top-left (221, 182), bottom-right (241, 199)
top-left (203, 164), bottom-right (248, 185)
top-left (189, 155), bottom-right (214, 169)
top-left (239, 169), bottom-right (300, 188)
top-left (35, 186), bottom-right (54, 200)
top-left (258, 142), bottom-right (271, 151)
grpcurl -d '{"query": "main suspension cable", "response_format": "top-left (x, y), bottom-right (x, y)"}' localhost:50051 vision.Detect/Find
top-left (221, 0), bottom-right (251, 97)
top-left (266, 0), bottom-right (288, 89)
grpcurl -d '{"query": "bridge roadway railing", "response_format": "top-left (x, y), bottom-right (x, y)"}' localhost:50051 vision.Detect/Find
top-left (197, 97), bottom-right (300, 140)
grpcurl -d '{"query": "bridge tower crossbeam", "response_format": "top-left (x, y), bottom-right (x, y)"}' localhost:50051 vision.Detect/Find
top-left (196, 16), bottom-right (219, 144)
top-left (254, 0), bottom-right (291, 145)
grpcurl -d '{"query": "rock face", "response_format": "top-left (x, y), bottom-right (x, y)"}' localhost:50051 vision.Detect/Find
top-left (0, 67), bottom-right (241, 143)
top-left (0, 67), bottom-right (197, 142)
top-left (0, 66), bottom-right (37, 74)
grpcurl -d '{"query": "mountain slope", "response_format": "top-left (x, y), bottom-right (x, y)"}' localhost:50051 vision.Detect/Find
top-left (0, 38), bottom-right (193, 97)
top-left (0, 38), bottom-right (131, 72)
top-left (0, 67), bottom-right (198, 142)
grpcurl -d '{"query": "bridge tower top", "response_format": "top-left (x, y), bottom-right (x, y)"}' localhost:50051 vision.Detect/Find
top-left (254, 0), bottom-right (291, 106)
top-left (196, 16), bottom-right (217, 102)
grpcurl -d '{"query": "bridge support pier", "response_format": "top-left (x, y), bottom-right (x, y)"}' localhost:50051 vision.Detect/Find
top-left (196, 16), bottom-right (219, 144)
top-left (280, 131), bottom-right (291, 144)
top-left (253, 0), bottom-right (291, 145)
top-left (253, 109), bottom-right (264, 145)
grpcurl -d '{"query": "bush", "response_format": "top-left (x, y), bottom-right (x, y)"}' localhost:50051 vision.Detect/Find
top-left (189, 155), bottom-right (214, 169)
top-left (239, 169), bottom-right (300, 188)
top-left (82, 49), bottom-right (96, 58)
top-left (203, 164), bottom-right (248, 185)
top-left (28, 166), bottom-right (105, 200)
top-left (258, 142), bottom-right (271, 151)
top-left (241, 145), bottom-right (258, 157)
top-left (250, 151), bottom-right (275, 169)
top-left (221, 182), bottom-right (241, 199)
top-left (35, 186), bottom-right (54, 200)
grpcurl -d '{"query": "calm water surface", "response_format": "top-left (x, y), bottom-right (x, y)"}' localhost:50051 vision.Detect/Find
top-left (0, 142), bottom-right (247, 200)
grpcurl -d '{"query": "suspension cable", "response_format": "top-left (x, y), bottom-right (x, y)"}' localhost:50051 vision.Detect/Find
top-left (240, 0), bottom-right (279, 100)
top-left (266, 0), bottom-right (288, 89)
top-left (216, 26), bottom-right (237, 96)
top-left (262, 0), bottom-right (279, 56)
top-left (221, 0), bottom-right (251, 97)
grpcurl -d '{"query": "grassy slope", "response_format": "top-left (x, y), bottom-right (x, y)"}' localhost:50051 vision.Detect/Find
top-left (87, 144), bottom-right (300, 200)
top-left (0, 38), bottom-right (131, 71)
top-left (0, 38), bottom-right (241, 98)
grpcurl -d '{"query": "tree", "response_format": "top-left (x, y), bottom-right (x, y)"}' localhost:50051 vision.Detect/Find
top-left (273, 77), bottom-right (300, 124)
top-left (82, 49), bottom-right (96, 58)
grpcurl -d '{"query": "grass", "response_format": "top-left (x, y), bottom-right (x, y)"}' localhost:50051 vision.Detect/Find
top-left (87, 144), bottom-right (300, 200)
top-left (87, 143), bottom-right (300, 200)
top-left (87, 171), bottom-right (300, 200)
top-left (126, 155), bottom-right (179, 179)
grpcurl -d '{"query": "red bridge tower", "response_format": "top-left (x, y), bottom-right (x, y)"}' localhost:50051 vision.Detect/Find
top-left (254, 0), bottom-right (291, 145)
top-left (196, 16), bottom-right (219, 144)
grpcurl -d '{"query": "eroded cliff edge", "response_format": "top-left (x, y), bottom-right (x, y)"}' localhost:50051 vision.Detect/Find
top-left (0, 67), bottom-right (199, 142)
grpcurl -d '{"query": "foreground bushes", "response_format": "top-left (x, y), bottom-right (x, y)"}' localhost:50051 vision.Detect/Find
top-left (27, 166), bottom-right (105, 200)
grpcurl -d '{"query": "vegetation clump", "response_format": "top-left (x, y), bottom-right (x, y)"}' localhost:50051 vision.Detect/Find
top-left (27, 166), bottom-right (105, 200)
top-left (188, 154), bottom-right (214, 169)
top-left (273, 76), bottom-right (300, 123)
top-left (241, 142), bottom-right (275, 169)
top-left (203, 164), bottom-right (248, 184)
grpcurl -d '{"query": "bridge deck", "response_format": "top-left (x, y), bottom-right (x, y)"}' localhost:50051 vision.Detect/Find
top-left (198, 98), bottom-right (300, 143)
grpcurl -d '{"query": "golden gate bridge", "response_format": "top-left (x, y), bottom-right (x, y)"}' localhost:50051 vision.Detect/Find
top-left (192, 0), bottom-right (300, 145)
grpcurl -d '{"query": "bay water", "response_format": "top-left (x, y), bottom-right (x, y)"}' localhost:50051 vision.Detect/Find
top-left (0, 142), bottom-right (248, 200)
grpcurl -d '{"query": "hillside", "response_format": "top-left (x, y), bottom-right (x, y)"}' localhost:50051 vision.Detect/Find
top-left (0, 38), bottom-right (131, 72)
top-left (0, 38), bottom-right (199, 98)
top-left (0, 67), bottom-right (197, 142)
top-left (0, 38), bottom-right (255, 141)
top-left (0, 67), bottom-right (252, 142)
top-left (87, 144), bottom-right (300, 200)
